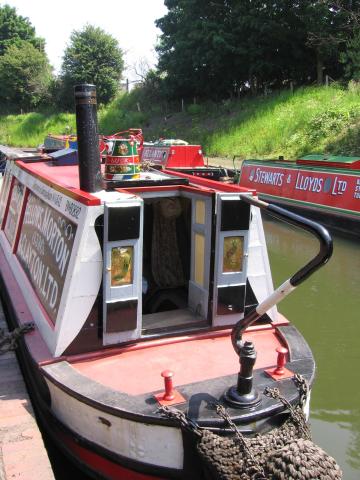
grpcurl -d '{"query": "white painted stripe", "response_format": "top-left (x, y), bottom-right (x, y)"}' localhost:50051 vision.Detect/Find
top-left (256, 279), bottom-right (295, 316)
top-left (46, 380), bottom-right (184, 470)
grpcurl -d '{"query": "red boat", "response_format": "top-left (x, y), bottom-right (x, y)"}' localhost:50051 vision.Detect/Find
top-left (0, 85), bottom-right (334, 479)
top-left (140, 138), bottom-right (231, 181)
top-left (239, 155), bottom-right (360, 237)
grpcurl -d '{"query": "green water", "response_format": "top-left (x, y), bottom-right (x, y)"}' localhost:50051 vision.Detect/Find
top-left (263, 215), bottom-right (360, 479)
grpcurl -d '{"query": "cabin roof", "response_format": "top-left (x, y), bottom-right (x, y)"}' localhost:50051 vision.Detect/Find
top-left (297, 154), bottom-right (360, 169)
top-left (15, 159), bottom-right (256, 204)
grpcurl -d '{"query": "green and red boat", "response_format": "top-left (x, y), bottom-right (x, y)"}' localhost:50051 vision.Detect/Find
top-left (239, 155), bottom-right (360, 237)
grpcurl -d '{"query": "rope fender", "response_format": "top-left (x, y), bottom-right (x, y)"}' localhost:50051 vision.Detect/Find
top-left (159, 375), bottom-right (342, 480)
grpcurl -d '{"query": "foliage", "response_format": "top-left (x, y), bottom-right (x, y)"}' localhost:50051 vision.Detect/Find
top-left (341, 30), bottom-right (360, 80)
top-left (0, 111), bottom-right (75, 147)
top-left (0, 4), bottom-right (45, 55)
top-left (2, 85), bottom-right (360, 161)
top-left (155, 0), bottom-right (360, 100)
top-left (0, 40), bottom-right (52, 112)
top-left (59, 25), bottom-right (124, 109)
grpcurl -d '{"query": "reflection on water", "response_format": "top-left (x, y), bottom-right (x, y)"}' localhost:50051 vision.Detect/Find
top-left (263, 214), bottom-right (360, 479)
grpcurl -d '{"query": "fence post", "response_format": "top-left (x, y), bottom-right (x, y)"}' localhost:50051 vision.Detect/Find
top-left (181, 98), bottom-right (185, 112)
top-left (325, 75), bottom-right (329, 87)
top-left (290, 81), bottom-right (294, 94)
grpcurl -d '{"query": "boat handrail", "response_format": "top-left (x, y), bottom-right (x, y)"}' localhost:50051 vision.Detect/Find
top-left (231, 194), bottom-right (333, 354)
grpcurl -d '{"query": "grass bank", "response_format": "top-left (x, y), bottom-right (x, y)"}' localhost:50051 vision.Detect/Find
top-left (0, 85), bottom-right (359, 160)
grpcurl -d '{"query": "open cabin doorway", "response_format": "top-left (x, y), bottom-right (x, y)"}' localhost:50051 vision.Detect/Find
top-left (141, 193), bottom-right (211, 335)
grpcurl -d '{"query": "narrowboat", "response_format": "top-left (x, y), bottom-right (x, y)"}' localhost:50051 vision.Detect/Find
top-left (0, 85), bottom-right (334, 480)
top-left (140, 138), bottom-right (231, 181)
top-left (239, 155), bottom-right (360, 237)
top-left (40, 133), bottom-right (78, 153)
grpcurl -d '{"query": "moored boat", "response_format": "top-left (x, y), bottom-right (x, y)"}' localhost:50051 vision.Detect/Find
top-left (0, 85), bottom-right (339, 479)
top-left (140, 138), bottom-right (232, 181)
top-left (239, 155), bottom-right (360, 237)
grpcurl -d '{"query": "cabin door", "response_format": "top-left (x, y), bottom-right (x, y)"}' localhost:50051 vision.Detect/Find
top-left (212, 193), bottom-right (251, 327)
top-left (102, 199), bottom-right (143, 345)
top-left (188, 193), bottom-right (213, 320)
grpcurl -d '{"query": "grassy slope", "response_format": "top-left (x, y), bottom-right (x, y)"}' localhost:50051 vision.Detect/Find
top-left (1, 85), bottom-right (359, 160)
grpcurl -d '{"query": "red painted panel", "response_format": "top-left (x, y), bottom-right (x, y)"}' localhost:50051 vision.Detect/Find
top-left (240, 163), bottom-right (360, 214)
top-left (162, 169), bottom-right (256, 193)
top-left (165, 145), bottom-right (204, 168)
top-left (73, 328), bottom-right (283, 395)
top-left (58, 429), bottom-right (164, 480)
top-left (17, 161), bottom-right (102, 206)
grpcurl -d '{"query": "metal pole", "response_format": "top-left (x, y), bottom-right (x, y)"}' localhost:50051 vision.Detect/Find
top-left (74, 84), bottom-right (103, 193)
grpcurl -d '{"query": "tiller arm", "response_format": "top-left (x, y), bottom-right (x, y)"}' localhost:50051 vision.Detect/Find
top-left (231, 195), bottom-right (333, 354)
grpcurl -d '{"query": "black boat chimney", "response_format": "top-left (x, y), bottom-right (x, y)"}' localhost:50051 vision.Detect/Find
top-left (74, 84), bottom-right (103, 193)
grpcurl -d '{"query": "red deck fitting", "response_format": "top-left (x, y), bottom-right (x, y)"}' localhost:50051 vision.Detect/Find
top-left (265, 346), bottom-right (294, 380)
top-left (154, 370), bottom-right (186, 406)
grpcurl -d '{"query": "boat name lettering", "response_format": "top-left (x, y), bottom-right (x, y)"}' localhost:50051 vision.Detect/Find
top-left (17, 234), bottom-right (59, 310)
top-left (16, 192), bottom-right (77, 322)
top-left (252, 168), bottom-right (284, 186)
top-left (21, 198), bottom-right (74, 276)
top-left (32, 182), bottom-right (62, 208)
top-left (65, 200), bottom-right (82, 220)
top-left (295, 173), bottom-right (323, 193)
top-left (354, 179), bottom-right (360, 199)
top-left (331, 176), bottom-right (347, 196)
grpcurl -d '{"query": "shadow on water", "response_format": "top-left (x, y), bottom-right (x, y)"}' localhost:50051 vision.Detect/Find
top-left (262, 213), bottom-right (360, 479)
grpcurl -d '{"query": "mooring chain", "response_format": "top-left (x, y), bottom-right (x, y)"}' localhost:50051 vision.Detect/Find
top-left (158, 405), bottom-right (202, 437)
top-left (0, 322), bottom-right (35, 355)
top-left (214, 404), bottom-right (267, 480)
top-left (293, 373), bottom-right (309, 408)
top-left (264, 375), bottom-right (311, 441)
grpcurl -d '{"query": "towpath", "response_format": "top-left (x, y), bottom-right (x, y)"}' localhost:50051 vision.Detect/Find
top-left (0, 302), bottom-right (55, 480)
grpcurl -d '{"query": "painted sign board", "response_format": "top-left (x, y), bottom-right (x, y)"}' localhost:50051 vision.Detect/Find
top-left (141, 145), bottom-right (204, 168)
top-left (4, 178), bottom-right (25, 246)
top-left (141, 146), bottom-right (170, 165)
top-left (16, 191), bottom-right (77, 323)
top-left (240, 162), bottom-right (360, 215)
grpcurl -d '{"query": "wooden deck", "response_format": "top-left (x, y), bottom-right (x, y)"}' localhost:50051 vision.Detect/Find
top-left (0, 302), bottom-right (55, 480)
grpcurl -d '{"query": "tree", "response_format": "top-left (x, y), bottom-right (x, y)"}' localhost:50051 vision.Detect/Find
top-left (341, 30), bottom-right (360, 80)
top-left (0, 4), bottom-right (45, 55)
top-left (0, 40), bottom-right (52, 111)
top-left (59, 25), bottom-right (124, 108)
top-left (155, 0), bottom-right (360, 101)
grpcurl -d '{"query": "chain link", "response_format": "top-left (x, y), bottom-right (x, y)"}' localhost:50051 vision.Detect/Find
top-left (264, 375), bottom-right (311, 441)
top-left (158, 406), bottom-right (202, 437)
top-left (214, 403), bottom-right (267, 480)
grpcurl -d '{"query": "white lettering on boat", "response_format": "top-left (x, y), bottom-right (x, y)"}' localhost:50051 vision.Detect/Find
top-left (16, 192), bottom-right (77, 322)
top-left (251, 168), bottom-right (284, 186)
top-left (331, 176), bottom-right (347, 196)
top-left (354, 179), bottom-right (360, 199)
top-left (295, 173), bottom-right (323, 193)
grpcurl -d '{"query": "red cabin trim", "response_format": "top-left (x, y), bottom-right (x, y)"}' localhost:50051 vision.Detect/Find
top-left (12, 187), bottom-right (29, 253)
top-left (16, 161), bottom-right (102, 206)
top-left (1, 175), bottom-right (15, 230)
top-left (120, 184), bottom-right (214, 196)
top-left (163, 168), bottom-right (257, 194)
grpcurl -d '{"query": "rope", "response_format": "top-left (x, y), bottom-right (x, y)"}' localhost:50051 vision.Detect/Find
top-left (0, 322), bottom-right (35, 355)
top-left (158, 375), bottom-right (342, 480)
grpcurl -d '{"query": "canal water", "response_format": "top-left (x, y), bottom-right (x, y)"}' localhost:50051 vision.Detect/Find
top-left (263, 214), bottom-right (360, 479)
top-left (48, 214), bottom-right (360, 479)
